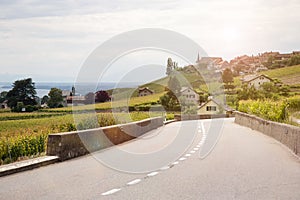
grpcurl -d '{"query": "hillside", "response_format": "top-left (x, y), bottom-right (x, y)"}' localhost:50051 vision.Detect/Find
top-left (139, 66), bottom-right (207, 94)
top-left (259, 64), bottom-right (300, 85)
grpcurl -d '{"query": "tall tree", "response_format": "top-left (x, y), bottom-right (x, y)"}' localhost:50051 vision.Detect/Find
top-left (166, 57), bottom-right (173, 75)
top-left (48, 88), bottom-right (63, 108)
top-left (7, 78), bottom-right (37, 109)
top-left (222, 68), bottom-right (234, 84)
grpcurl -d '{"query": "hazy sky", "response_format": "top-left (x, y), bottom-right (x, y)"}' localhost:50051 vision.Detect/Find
top-left (0, 0), bottom-right (299, 83)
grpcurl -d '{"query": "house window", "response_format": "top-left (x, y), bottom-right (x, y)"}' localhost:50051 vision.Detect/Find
top-left (206, 106), bottom-right (217, 111)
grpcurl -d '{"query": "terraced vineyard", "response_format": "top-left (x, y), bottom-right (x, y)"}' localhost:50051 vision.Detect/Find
top-left (259, 64), bottom-right (300, 85)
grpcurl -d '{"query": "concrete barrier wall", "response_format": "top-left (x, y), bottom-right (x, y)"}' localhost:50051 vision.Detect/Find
top-left (47, 117), bottom-right (164, 161)
top-left (234, 111), bottom-right (300, 157)
top-left (175, 114), bottom-right (231, 121)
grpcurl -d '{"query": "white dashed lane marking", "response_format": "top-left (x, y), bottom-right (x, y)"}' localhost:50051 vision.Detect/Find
top-left (172, 161), bottom-right (179, 165)
top-left (147, 171), bottom-right (159, 177)
top-left (127, 179), bottom-right (142, 186)
top-left (160, 166), bottom-right (170, 170)
top-left (101, 188), bottom-right (121, 196)
top-left (100, 123), bottom-right (206, 196)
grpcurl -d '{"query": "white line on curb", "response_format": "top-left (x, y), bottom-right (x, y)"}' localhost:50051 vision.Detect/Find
top-left (179, 157), bottom-right (187, 161)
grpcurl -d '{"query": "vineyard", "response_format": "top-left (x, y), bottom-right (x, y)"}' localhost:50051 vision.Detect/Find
top-left (0, 111), bottom-right (165, 165)
top-left (238, 95), bottom-right (300, 123)
top-left (41, 92), bottom-right (164, 113)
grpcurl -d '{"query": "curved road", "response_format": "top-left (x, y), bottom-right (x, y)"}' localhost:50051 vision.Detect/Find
top-left (0, 118), bottom-right (300, 199)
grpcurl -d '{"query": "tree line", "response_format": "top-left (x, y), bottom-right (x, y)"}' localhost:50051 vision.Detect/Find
top-left (0, 78), bottom-right (112, 112)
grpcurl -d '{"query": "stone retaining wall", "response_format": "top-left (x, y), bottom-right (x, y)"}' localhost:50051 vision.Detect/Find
top-left (235, 111), bottom-right (300, 157)
top-left (175, 114), bottom-right (231, 121)
top-left (47, 117), bottom-right (164, 161)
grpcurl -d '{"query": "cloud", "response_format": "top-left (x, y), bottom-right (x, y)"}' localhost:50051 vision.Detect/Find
top-left (0, 0), bottom-right (299, 82)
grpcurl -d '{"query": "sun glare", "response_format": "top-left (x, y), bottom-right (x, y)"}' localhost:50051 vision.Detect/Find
top-left (223, 27), bottom-right (239, 42)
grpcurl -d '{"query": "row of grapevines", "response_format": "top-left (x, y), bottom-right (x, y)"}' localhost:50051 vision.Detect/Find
top-left (0, 134), bottom-right (47, 165)
top-left (238, 100), bottom-right (288, 122)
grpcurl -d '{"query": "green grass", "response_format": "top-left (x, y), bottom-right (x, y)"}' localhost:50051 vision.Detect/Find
top-left (0, 112), bottom-right (65, 121)
top-left (259, 65), bottom-right (300, 85)
top-left (140, 76), bottom-right (169, 94)
top-left (42, 92), bottom-right (165, 113)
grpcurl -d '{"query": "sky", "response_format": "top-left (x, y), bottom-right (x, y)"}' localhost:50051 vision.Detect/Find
top-left (0, 0), bottom-right (299, 83)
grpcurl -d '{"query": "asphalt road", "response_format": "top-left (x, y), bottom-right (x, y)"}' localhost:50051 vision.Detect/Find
top-left (1, 118), bottom-right (300, 200)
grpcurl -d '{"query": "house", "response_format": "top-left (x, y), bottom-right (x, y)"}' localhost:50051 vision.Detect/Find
top-left (198, 98), bottom-right (231, 115)
top-left (241, 74), bottom-right (273, 89)
top-left (67, 95), bottom-right (86, 106)
top-left (180, 87), bottom-right (199, 105)
top-left (62, 86), bottom-right (85, 106)
top-left (138, 87), bottom-right (154, 97)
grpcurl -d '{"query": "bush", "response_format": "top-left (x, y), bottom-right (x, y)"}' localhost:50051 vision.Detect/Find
top-left (238, 100), bottom-right (288, 122)
top-left (287, 96), bottom-right (300, 111)
top-left (0, 134), bottom-right (47, 164)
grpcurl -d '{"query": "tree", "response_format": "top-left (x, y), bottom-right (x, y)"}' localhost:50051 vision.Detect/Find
top-left (41, 95), bottom-right (49, 105)
top-left (288, 55), bottom-right (300, 66)
top-left (7, 78), bottom-right (37, 109)
top-left (222, 68), bottom-right (233, 84)
top-left (85, 92), bottom-right (95, 104)
top-left (0, 91), bottom-right (7, 103)
top-left (48, 88), bottom-right (63, 108)
top-left (166, 57), bottom-right (173, 75)
top-left (160, 75), bottom-right (181, 111)
top-left (95, 90), bottom-right (110, 103)
top-left (168, 75), bottom-right (181, 95)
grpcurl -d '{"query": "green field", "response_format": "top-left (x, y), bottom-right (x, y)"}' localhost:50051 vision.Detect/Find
top-left (42, 92), bottom-right (165, 113)
top-left (259, 65), bottom-right (300, 85)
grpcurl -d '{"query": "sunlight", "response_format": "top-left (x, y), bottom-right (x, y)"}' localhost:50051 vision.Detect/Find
top-left (223, 27), bottom-right (239, 42)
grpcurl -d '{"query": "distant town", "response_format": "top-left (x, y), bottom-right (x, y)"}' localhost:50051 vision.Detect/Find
top-left (196, 50), bottom-right (300, 75)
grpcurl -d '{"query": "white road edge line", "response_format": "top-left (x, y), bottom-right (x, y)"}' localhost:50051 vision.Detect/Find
top-left (179, 157), bottom-right (187, 161)
top-left (101, 188), bottom-right (121, 196)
